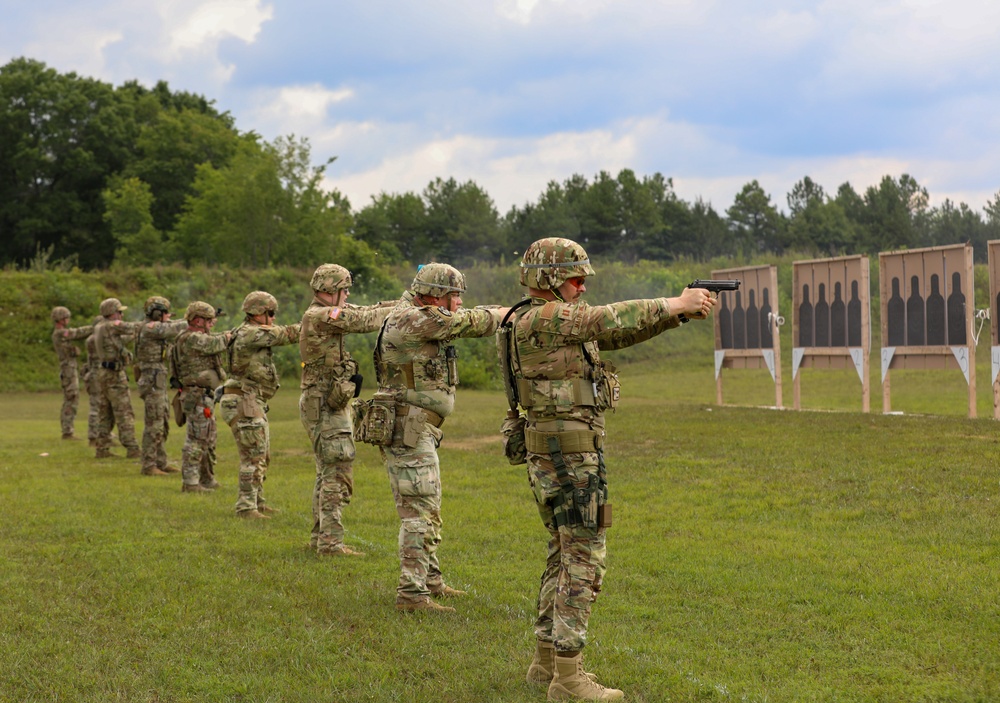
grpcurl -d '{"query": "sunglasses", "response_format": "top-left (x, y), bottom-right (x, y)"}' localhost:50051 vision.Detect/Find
top-left (567, 276), bottom-right (587, 289)
top-left (265, 310), bottom-right (276, 317)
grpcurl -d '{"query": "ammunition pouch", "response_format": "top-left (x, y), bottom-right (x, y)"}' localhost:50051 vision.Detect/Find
top-left (500, 410), bottom-right (527, 465)
top-left (326, 369), bottom-right (362, 411)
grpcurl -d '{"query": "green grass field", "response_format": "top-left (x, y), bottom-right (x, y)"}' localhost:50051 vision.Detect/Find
top-left (1, 363), bottom-right (998, 702)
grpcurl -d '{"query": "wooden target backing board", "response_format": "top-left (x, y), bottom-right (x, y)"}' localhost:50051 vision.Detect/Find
top-left (879, 243), bottom-right (975, 417)
top-left (791, 255), bottom-right (871, 412)
top-left (987, 240), bottom-right (1000, 418)
top-left (712, 265), bottom-right (782, 408)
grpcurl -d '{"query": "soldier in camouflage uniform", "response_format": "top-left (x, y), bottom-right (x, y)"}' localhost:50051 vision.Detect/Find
top-left (299, 264), bottom-right (395, 554)
top-left (92, 298), bottom-right (142, 460)
top-left (376, 263), bottom-right (506, 613)
top-left (503, 237), bottom-right (715, 701)
top-left (84, 321), bottom-right (110, 446)
top-left (171, 301), bottom-right (231, 493)
top-left (51, 306), bottom-right (93, 440)
top-left (219, 291), bottom-right (301, 518)
top-left (136, 296), bottom-right (187, 476)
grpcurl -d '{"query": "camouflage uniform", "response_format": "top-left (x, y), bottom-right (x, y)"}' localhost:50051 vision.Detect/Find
top-left (503, 238), bottom-right (704, 702)
top-left (299, 265), bottom-right (394, 551)
top-left (50, 307), bottom-right (93, 439)
top-left (171, 302), bottom-right (229, 491)
top-left (92, 299), bottom-right (141, 458)
top-left (135, 297), bottom-right (186, 475)
top-left (84, 326), bottom-right (108, 444)
top-left (376, 264), bottom-right (502, 606)
top-left (219, 291), bottom-right (301, 516)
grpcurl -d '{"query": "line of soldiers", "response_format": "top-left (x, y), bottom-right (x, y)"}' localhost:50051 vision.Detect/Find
top-left (49, 238), bottom-right (716, 702)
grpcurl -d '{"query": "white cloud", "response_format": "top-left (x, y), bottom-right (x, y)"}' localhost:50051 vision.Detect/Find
top-left (164, 0), bottom-right (273, 54)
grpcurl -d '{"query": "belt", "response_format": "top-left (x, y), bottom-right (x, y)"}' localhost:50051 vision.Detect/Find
top-left (396, 404), bottom-right (444, 428)
top-left (524, 428), bottom-right (603, 454)
top-left (223, 387), bottom-right (246, 396)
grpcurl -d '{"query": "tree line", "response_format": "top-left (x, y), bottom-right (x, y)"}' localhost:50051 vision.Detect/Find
top-left (5, 57), bottom-right (1000, 275)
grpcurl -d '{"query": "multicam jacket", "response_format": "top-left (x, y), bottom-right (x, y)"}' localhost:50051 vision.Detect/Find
top-left (92, 319), bottom-right (141, 367)
top-left (377, 291), bottom-right (502, 418)
top-left (299, 298), bottom-right (394, 394)
top-left (223, 320), bottom-right (301, 401)
top-left (512, 296), bottom-right (681, 427)
top-left (171, 329), bottom-right (229, 389)
top-left (52, 325), bottom-right (94, 363)
top-left (135, 320), bottom-right (186, 368)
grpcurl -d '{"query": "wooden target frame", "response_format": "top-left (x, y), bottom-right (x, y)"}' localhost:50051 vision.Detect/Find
top-left (712, 265), bottom-right (782, 408)
top-left (791, 255), bottom-right (871, 412)
top-left (987, 240), bottom-right (1000, 419)
top-left (879, 243), bottom-right (976, 417)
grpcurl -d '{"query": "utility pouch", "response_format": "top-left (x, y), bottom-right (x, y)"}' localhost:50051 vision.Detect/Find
top-left (355, 391), bottom-right (396, 446)
top-left (326, 380), bottom-right (356, 411)
top-left (575, 474), bottom-right (601, 529)
top-left (402, 410), bottom-right (426, 448)
top-left (241, 393), bottom-right (264, 419)
top-left (445, 345), bottom-right (459, 386)
top-left (598, 503), bottom-right (612, 528)
top-left (171, 390), bottom-right (186, 427)
top-left (594, 361), bottom-right (621, 411)
top-left (500, 410), bottom-right (527, 465)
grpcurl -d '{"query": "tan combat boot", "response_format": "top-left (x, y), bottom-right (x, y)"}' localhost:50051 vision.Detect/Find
top-left (95, 448), bottom-right (116, 459)
top-left (160, 464), bottom-right (181, 474)
top-left (126, 447), bottom-right (142, 459)
top-left (181, 483), bottom-right (212, 493)
top-left (528, 641), bottom-right (598, 686)
top-left (527, 640), bottom-right (556, 685)
top-left (238, 510), bottom-right (270, 520)
top-left (141, 467), bottom-right (170, 476)
top-left (258, 505), bottom-right (281, 515)
top-left (547, 652), bottom-right (623, 701)
top-left (395, 597), bottom-right (455, 613)
top-left (429, 584), bottom-right (467, 598)
top-left (317, 545), bottom-right (365, 556)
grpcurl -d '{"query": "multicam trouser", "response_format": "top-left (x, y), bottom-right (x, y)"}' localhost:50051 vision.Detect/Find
top-left (180, 387), bottom-right (217, 487)
top-left (137, 365), bottom-right (170, 472)
top-left (59, 360), bottom-right (80, 437)
top-left (300, 392), bottom-right (356, 551)
top-left (84, 364), bottom-right (106, 442)
top-left (527, 448), bottom-right (607, 653)
top-left (95, 367), bottom-right (139, 453)
top-left (220, 392), bottom-right (271, 513)
top-left (382, 421), bottom-right (447, 602)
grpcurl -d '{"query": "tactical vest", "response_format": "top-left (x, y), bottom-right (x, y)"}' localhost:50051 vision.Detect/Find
top-left (171, 330), bottom-right (226, 389)
top-left (93, 319), bottom-right (132, 366)
top-left (299, 307), bottom-right (357, 390)
top-left (228, 322), bottom-right (280, 399)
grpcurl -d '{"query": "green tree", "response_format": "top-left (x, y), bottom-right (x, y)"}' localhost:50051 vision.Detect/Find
top-left (423, 177), bottom-right (502, 264)
top-left (785, 176), bottom-right (858, 255)
top-left (353, 191), bottom-right (427, 264)
top-left (103, 176), bottom-right (164, 265)
top-left (726, 180), bottom-right (785, 256)
top-left (0, 58), bottom-right (135, 268)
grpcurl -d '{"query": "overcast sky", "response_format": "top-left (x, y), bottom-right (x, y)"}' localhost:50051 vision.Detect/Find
top-left (4, 0), bottom-right (1000, 216)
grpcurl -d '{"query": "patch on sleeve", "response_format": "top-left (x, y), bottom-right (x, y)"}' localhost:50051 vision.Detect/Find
top-left (424, 306), bottom-right (453, 322)
top-left (328, 307), bottom-right (342, 320)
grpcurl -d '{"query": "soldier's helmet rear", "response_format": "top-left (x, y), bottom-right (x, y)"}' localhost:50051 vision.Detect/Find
top-left (311, 264), bottom-right (352, 294)
top-left (242, 291), bottom-right (278, 316)
top-left (144, 296), bottom-right (171, 317)
top-left (411, 263), bottom-right (466, 298)
top-left (99, 298), bottom-right (128, 317)
top-left (185, 301), bottom-right (216, 322)
top-left (519, 237), bottom-right (595, 290)
top-left (51, 306), bottom-right (71, 322)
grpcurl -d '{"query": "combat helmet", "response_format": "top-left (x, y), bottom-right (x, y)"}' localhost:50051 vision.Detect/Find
top-left (144, 296), bottom-right (171, 318)
top-left (185, 301), bottom-right (216, 322)
top-left (411, 263), bottom-right (466, 298)
top-left (99, 298), bottom-right (128, 317)
top-left (242, 291), bottom-right (278, 316)
top-left (51, 306), bottom-right (71, 322)
top-left (311, 264), bottom-right (352, 294)
top-left (519, 237), bottom-right (595, 290)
